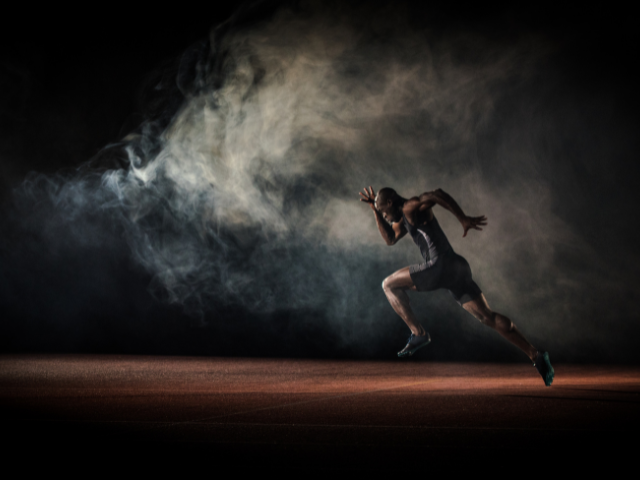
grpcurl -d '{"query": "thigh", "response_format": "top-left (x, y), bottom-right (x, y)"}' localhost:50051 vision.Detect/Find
top-left (383, 266), bottom-right (417, 290)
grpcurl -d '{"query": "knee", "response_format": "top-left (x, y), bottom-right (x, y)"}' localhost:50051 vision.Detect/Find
top-left (382, 276), bottom-right (391, 293)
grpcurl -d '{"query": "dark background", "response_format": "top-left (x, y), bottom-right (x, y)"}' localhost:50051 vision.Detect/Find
top-left (1, 1), bottom-right (638, 360)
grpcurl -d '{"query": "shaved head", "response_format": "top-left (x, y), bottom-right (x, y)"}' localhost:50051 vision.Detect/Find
top-left (376, 187), bottom-right (397, 205)
top-left (375, 187), bottom-right (404, 223)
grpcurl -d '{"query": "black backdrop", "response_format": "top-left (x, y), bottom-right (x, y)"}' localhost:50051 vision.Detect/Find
top-left (1, 1), bottom-right (639, 361)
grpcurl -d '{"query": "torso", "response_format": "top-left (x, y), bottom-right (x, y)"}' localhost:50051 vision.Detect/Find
top-left (402, 208), bottom-right (452, 266)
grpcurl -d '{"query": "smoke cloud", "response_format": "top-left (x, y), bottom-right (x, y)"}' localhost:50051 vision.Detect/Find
top-left (3, 1), bottom-right (638, 360)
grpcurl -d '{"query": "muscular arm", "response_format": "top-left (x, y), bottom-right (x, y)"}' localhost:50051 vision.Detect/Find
top-left (424, 189), bottom-right (466, 221)
top-left (372, 209), bottom-right (406, 246)
top-left (359, 186), bottom-right (407, 245)
top-left (416, 189), bottom-right (487, 237)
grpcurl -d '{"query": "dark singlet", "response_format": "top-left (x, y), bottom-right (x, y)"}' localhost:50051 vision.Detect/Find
top-left (401, 210), bottom-right (482, 303)
top-left (402, 213), bottom-right (452, 267)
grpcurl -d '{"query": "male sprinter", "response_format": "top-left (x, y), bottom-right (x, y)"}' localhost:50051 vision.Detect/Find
top-left (359, 186), bottom-right (554, 386)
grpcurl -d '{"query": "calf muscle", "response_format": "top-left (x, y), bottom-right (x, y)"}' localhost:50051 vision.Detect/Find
top-left (382, 267), bottom-right (424, 336)
top-left (463, 295), bottom-right (536, 361)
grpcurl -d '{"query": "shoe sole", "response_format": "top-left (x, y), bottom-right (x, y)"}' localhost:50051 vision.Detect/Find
top-left (397, 338), bottom-right (431, 358)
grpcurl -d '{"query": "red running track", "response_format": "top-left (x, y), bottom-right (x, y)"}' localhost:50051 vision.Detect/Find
top-left (1, 355), bottom-right (639, 469)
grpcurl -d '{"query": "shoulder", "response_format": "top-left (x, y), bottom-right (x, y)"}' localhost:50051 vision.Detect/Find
top-left (401, 196), bottom-right (421, 215)
top-left (402, 192), bottom-right (438, 213)
top-left (405, 192), bottom-right (437, 223)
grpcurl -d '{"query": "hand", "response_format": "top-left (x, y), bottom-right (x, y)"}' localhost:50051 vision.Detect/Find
top-left (359, 186), bottom-right (377, 210)
top-left (462, 215), bottom-right (487, 237)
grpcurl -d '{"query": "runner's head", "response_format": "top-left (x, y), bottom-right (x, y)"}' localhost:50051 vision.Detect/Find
top-left (375, 187), bottom-right (403, 223)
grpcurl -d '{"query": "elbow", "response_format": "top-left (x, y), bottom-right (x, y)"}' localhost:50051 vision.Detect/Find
top-left (429, 188), bottom-right (447, 203)
top-left (425, 189), bottom-right (442, 201)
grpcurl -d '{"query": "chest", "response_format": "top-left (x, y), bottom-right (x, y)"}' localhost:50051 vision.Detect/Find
top-left (404, 208), bottom-right (434, 229)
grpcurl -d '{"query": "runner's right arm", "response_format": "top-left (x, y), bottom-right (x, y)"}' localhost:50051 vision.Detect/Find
top-left (373, 209), bottom-right (406, 246)
top-left (359, 186), bottom-right (407, 245)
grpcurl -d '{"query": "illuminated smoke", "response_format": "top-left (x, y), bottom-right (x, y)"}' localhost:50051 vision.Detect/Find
top-left (7, 1), bottom-right (637, 356)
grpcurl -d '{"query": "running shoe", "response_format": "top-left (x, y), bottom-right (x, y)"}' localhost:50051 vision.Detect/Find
top-left (533, 351), bottom-right (554, 386)
top-left (397, 333), bottom-right (431, 358)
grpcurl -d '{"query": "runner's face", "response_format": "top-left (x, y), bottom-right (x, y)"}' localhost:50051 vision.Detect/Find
top-left (376, 198), bottom-right (401, 223)
top-left (387, 205), bottom-right (402, 223)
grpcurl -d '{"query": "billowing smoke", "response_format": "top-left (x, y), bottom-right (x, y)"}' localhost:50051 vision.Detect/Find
top-left (4, 1), bottom-right (639, 359)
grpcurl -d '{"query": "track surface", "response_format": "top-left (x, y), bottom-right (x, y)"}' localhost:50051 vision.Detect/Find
top-left (1, 355), bottom-right (639, 469)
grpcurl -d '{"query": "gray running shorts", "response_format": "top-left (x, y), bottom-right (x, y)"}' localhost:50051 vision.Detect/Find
top-left (409, 250), bottom-right (482, 305)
